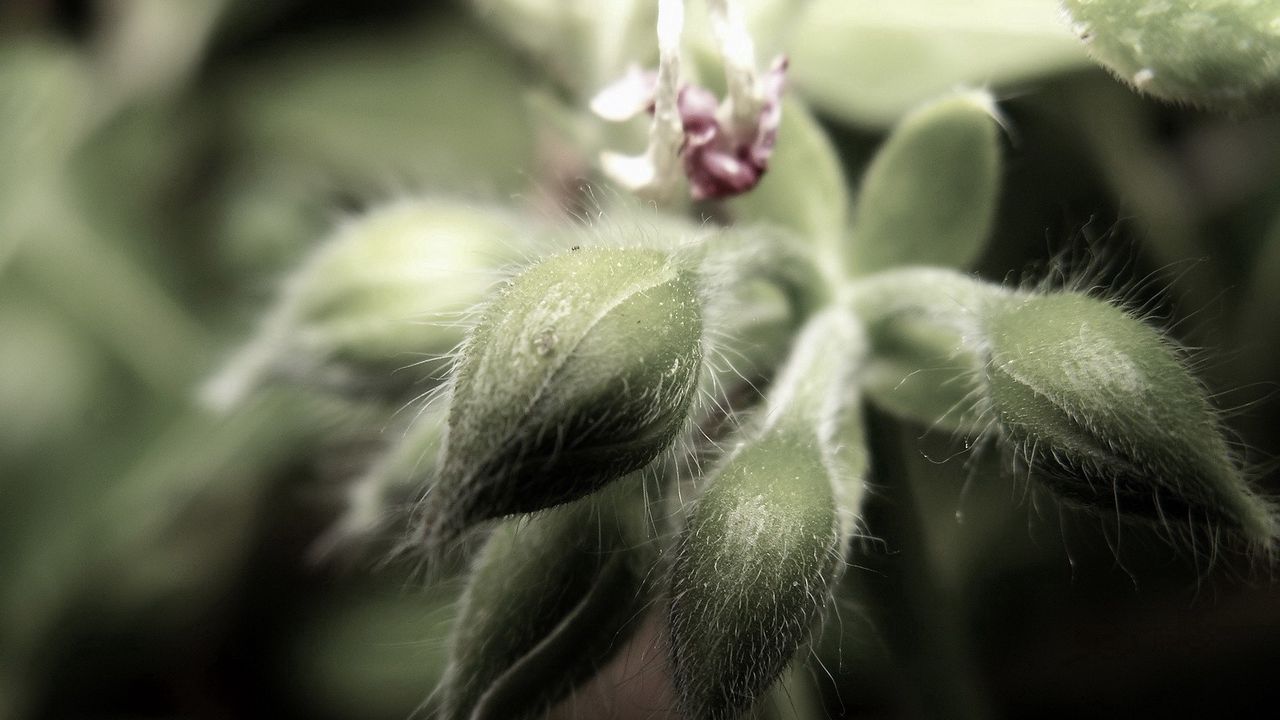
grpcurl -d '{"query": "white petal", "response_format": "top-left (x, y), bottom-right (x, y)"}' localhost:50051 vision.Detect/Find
top-left (590, 67), bottom-right (656, 122)
top-left (600, 151), bottom-right (658, 190)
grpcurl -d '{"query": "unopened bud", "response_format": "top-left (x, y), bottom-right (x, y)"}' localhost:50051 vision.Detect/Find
top-left (422, 245), bottom-right (703, 548)
top-left (439, 482), bottom-right (650, 720)
top-left (983, 292), bottom-right (1276, 544)
top-left (202, 197), bottom-right (527, 411)
top-left (668, 310), bottom-right (867, 720)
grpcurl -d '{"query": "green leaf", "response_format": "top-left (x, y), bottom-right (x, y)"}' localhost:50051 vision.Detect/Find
top-left (0, 297), bottom-right (100, 457)
top-left (0, 40), bottom-right (91, 271)
top-left (1062, 0), bottom-right (1280, 113)
top-left (290, 582), bottom-right (458, 720)
top-left (787, 0), bottom-right (1088, 127)
top-left (847, 91), bottom-right (1003, 276)
top-left (469, 0), bottom-right (658, 97)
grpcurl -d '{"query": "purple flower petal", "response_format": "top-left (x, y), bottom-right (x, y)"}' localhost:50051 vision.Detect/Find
top-left (678, 55), bottom-right (788, 200)
top-left (594, 54), bottom-right (789, 200)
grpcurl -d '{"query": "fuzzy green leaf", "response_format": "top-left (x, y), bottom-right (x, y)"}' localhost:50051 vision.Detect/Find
top-left (847, 92), bottom-right (1003, 276)
top-left (1062, 0), bottom-right (1280, 113)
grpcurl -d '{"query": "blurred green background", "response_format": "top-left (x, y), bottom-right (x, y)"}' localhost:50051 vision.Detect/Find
top-left (2, 1), bottom-right (1280, 719)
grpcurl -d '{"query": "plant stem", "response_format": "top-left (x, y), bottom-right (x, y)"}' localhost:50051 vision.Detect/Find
top-left (855, 407), bottom-right (995, 720)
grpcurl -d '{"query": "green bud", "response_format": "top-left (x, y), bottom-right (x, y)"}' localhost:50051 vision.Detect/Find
top-left (440, 483), bottom-right (650, 720)
top-left (668, 310), bottom-right (867, 720)
top-left (1062, 0), bottom-right (1280, 113)
top-left (669, 435), bottom-right (841, 720)
top-left (423, 245), bottom-right (702, 548)
top-left (848, 91), bottom-right (1003, 277)
top-left (983, 292), bottom-right (1276, 544)
top-left (202, 197), bottom-right (528, 410)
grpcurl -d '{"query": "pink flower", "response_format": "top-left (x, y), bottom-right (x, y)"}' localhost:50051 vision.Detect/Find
top-left (592, 56), bottom-right (788, 200)
top-left (679, 56), bottom-right (787, 200)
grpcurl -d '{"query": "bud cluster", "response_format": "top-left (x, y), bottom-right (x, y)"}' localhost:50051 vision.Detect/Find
top-left (200, 3), bottom-right (1280, 719)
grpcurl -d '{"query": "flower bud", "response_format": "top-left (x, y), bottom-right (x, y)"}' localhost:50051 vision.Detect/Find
top-left (668, 310), bottom-right (867, 720)
top-left (669, 435), bottom-right (842, 720)
top-left (1063, 0), bottom-right (1280, 113)
top-left (983, 292), bottom-right (1276, 544)
top-left (422, 245), bottom-right (703, 547)
top-left (202, 197), bottom-right (528, 411)
top-left (439, 483), bottom-right (651, 720)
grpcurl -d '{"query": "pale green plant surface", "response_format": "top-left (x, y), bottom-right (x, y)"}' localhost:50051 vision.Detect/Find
top-left (1062, 0), bottom-right (1280, 113)
top-left (788, 0), bottom-right (1089, 126)
top-left (4, 2), bottom-right (1280, 720)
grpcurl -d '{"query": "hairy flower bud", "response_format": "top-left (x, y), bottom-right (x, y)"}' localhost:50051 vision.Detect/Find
top-left (1063, 0), bottom-right (1280, 113)
top-left (421, 245), bottom-right (702, 548)
top-left (202, 198), bottom-right (527, 411)
top-left (669, 310), bottom-right (867, 720)
top-left (439, 483), bottom-right (650, 720)
top-left (983, 292), bottom-right (1276, 543)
